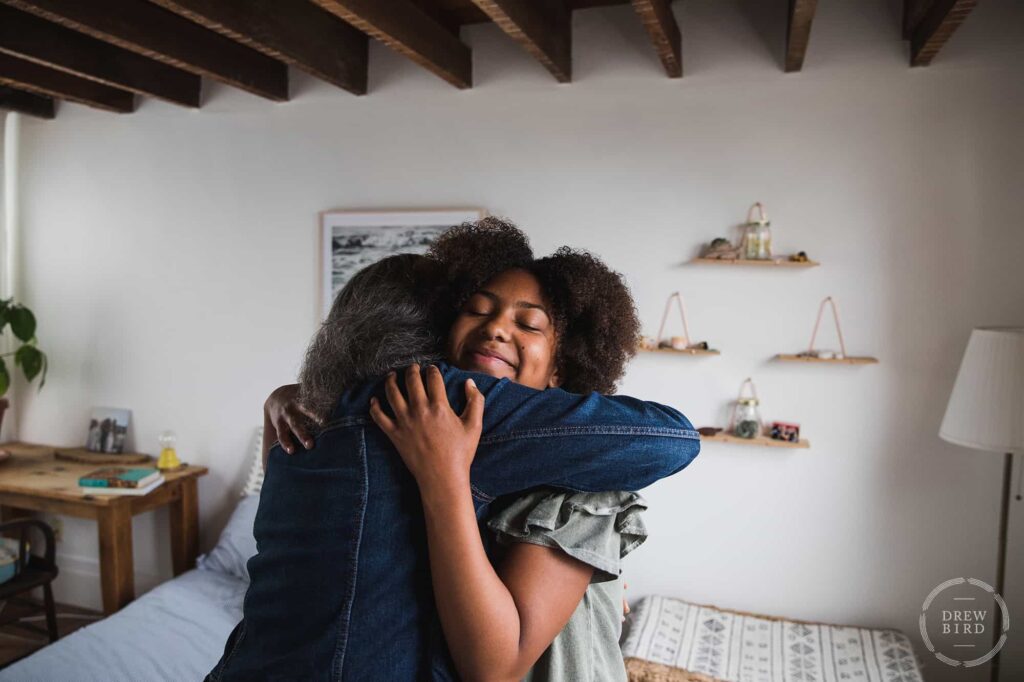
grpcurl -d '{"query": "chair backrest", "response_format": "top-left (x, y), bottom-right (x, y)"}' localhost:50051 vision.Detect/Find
top-left (0, 519), bottom-right (56, 569)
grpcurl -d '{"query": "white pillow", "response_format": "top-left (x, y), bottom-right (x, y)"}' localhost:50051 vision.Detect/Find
top-left (197, 429), bottom-right (264, 581)
top-left (241, 426), bottom-right (265, 496)
top-left (197, 494), bottom-right (259, 582)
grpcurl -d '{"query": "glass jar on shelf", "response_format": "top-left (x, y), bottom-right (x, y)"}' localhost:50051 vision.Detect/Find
top-left (742, 202), bottom-right (773, 260)
top-left (733, 398), bottom-right (762, 439)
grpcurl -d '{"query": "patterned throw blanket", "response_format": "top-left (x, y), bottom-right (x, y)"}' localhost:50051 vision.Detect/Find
top-left (621, 596), bottom-right (925, 682)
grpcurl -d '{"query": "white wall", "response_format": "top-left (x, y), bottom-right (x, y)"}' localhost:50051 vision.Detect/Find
top-left (8, 0), bottom-right (1024, 679)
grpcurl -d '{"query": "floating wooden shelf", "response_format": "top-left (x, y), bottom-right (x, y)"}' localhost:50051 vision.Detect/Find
top-left (775, 354), bottom-right (878, 365)
top-left (701, 432), bottom-right (810, 449)
top-left (690, 257), bottom-right (819, 268)
top-left (640, 347), bottom-right (720, 356)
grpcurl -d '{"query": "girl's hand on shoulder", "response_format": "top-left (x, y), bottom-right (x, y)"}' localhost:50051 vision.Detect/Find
top-left (370, 364), bottom-right (484, 493)
top-left (264, 383), bottom-right (322, 454)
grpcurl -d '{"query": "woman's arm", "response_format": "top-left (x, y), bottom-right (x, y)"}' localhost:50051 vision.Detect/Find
top-left (420, 478), bottom-right (593, 681)
top-left (370, 365), bottom-right (594, 681)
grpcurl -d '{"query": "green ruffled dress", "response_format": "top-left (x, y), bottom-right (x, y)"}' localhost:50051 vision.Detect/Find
top-left (486, 488), bottom-right (649, 682)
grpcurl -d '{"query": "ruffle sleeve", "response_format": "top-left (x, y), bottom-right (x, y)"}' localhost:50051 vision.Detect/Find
top-left (486, 489), bottom-right (648, 584)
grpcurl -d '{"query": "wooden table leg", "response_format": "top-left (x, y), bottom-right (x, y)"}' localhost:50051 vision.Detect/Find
top-left (169, 477), bottom-right (199, 576)
top-left (97, 503), bottom-right (134, 615)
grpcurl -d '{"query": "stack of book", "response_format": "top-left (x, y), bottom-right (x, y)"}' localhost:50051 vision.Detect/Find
top-left (79, 467), bottom-right (164, 495)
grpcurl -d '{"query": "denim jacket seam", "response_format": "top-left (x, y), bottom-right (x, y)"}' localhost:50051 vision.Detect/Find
top-left (330, 428), bottom-right (369, 681)
top-left (470, 484), bottom-right (493, 502)
top-left (479, 425), bottom-right (700, 445)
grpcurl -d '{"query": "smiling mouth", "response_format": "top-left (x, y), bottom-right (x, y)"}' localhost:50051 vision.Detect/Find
top-left (468, 349), bottom-right (516, 369)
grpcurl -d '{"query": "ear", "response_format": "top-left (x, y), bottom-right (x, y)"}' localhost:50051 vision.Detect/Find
top-left (547, 368), bottom-right (562, 389)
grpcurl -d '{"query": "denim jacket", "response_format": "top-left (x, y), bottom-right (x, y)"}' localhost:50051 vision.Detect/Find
top-left (208, 363), bottom-right (700, 682)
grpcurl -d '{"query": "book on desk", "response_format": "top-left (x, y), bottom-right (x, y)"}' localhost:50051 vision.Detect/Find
top-left (79, 467), bottom-right (164, 496)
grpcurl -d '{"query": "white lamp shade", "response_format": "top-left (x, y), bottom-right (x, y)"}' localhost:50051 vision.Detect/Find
top-left (940, 327), bottom-right (1024, 453)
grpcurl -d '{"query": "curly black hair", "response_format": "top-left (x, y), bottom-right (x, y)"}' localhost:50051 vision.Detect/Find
top-left (529, 248), bottom-right (640, 395)
top-left (427, 216), bottom-right (535, 332)
top-left (431, 219), bottom-right (639, 395)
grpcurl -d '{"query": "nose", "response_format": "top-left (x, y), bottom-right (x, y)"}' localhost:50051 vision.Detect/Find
top-left (480, 311), bottom-right (512, 342)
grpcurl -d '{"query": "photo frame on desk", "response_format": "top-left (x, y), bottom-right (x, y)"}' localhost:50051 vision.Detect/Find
top-left (318, 208), bottom-right (485, 320)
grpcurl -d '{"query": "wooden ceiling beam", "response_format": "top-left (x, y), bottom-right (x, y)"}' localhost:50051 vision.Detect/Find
top-left (0, 0), bottom-right (288, 101)
top-left (908, 0), bottom-right (979, 66)
top-left (0, 6), bottom-right (199, 107)
top-left (471, 0), bottom-right (572, 82)
top-left (149, 0), bottom-right (368, 96)
top-left (631, 0), bottom-right (681, 78)
top-left (310, 0), bottom-right (472, 89)
top-left (0, 53), bottom-right (135, 113)
top-left (0, 84), bottom-right (54, 119)
top-left (785, 0), bottom-right (818, 73)
top-left (902, 0), bottom-right (932, 39)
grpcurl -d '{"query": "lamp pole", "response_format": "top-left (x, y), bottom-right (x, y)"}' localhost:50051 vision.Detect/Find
top-left (990, 452), bottom-right (1012, 682)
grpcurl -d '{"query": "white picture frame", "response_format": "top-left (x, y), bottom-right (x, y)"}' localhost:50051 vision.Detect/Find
top-left (318, 208), bottom-right (484, 319)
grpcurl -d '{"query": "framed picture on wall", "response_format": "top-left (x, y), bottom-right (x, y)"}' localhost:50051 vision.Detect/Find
top-left (318, 208), bottom-right (485, 319)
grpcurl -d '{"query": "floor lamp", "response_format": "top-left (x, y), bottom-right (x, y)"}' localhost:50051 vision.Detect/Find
top-left (940, 327), bottom-right (1023, 682)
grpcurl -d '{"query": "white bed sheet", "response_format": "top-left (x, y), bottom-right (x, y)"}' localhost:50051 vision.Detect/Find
top-left (0, 568), bottom-right (246, 682)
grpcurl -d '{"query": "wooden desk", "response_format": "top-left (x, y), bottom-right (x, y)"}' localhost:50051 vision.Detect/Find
top-left (0, 443), bottom-right (208, 615)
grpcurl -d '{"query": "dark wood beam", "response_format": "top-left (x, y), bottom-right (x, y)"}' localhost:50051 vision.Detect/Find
top-left (1, 0), bottom-right (288, 101)
top-left (631, 0), bottom-right (681, 78)
top-left (310, 0), bottom-right (472, 89)
top-left (472, 0), bottom-right (572, 82)
top-left (148, 0), bottom-right (368, 95)
top-left (785, 0), bottom-right (818, 73)
top-left (909, 0), bottom-right (979, 66)
top-left (0, 84), bottom-right (54, 118)
top-left (0, 53), bottom-right (134, 113)
top-left (902, 0), bottom-right (933, 39)
top-left (0, 6), bottom-right (200, 107)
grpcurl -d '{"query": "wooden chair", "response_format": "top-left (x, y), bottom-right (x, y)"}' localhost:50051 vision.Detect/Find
top-left (0, 519), bottom-right (59, 643)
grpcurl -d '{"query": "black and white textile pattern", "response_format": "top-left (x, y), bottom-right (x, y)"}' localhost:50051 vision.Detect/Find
top-left (621, 596), bottom-right (924, 682)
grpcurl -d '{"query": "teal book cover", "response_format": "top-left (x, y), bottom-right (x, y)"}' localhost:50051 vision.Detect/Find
top-left (79, 467), bottom-right (159, 488)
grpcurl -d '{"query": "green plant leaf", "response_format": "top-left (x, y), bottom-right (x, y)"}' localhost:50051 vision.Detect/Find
top-left (8, 306), bottom-right (35, 342)
top-left (15, 345), bottom-right (43, 383)
top-left (0, 358), bottom-right (8, 397)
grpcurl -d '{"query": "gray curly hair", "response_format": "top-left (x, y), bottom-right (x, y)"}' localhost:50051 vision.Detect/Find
top-left (297, 217), bottom-right (536, 419)
top-left (297, 253), bottom-right (445, 419)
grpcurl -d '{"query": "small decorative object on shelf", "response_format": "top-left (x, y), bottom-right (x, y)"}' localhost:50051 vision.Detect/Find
top-left (692, 203), bottom-right (816, 267)
top-left (699, 378), bottom-right (810, 448)
top-left (742, 202), bottom-right (773, 260)
top-left (700, 237), bottom-right (743, 260)
top-left (775, 296), bottom-right (879, 365)
top-left (639, 292), bottom-right (719, 356)
top-left (769, 421), bottom-right (801, 443)
top-left (157, 430), bottom-right (183, 471)
top-left (729, 378), bottom-right (763, 439)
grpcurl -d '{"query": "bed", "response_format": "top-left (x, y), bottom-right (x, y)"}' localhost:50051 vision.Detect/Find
top-left (0, 568), bottom-right (245, 681)
top-left (621, 595), bottom-right (927, 682)
top-left (0, 436), bottom-right (266, 682)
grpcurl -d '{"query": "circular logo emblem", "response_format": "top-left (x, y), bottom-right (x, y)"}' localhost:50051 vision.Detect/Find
top-left (920, 577), bottom-right (1009, 667)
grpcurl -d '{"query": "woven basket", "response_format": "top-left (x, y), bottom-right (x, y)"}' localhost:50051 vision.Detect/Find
top-left (626, 658), bottom-right (721, 682)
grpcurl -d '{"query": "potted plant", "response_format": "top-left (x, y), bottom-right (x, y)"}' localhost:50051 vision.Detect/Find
top-left (0, 299), bottom-right (46, 433)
